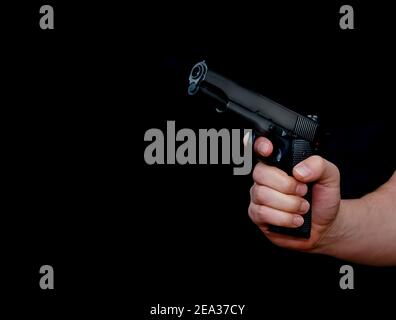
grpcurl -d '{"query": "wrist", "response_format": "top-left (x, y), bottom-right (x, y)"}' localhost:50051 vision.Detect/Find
top-left (312, 199), bottom-right (352, 255)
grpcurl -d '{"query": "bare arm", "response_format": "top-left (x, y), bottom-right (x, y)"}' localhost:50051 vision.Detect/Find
top-left (315, 172), bottom-right (396, 266)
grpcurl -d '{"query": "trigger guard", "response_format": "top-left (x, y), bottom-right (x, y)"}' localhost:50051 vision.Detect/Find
top-left (274, 148), bottom-right (283, 163)
top-left (253, 131), bottom-right (290, 169)
top-left (266, 134), bottom-right (292, 171)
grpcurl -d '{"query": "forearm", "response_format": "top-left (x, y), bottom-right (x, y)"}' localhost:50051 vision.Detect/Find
top-left (316, 172), bottom-right (396, 266)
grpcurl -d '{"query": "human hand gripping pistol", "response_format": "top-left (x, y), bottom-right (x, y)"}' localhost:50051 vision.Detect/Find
top-left (187, 61), bottom-right (320, 238)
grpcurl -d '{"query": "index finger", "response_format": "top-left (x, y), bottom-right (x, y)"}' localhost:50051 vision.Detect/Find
top-left (254, 136), bottom-right (273, 157)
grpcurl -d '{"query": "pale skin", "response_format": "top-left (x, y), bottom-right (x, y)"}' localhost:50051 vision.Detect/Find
top-left (249, 136), bottom-right (396, 266)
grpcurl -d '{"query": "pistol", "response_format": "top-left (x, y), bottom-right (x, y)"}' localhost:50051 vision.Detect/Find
top-left (187, 61), bottom-right (320, 239)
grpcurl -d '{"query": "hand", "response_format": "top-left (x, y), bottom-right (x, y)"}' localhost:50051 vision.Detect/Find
top-left (248, 137), bottom-right (341, 251)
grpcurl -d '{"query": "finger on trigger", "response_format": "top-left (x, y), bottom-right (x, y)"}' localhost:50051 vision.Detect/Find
top-left (254, 136), bottom-right (273, 157)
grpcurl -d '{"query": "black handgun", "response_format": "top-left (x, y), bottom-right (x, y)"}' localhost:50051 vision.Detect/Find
top-left (187, 61), bottom-right (320, 238)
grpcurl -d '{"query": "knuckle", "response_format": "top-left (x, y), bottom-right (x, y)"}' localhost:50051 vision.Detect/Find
top-left (282, 177), bottom-right (295, 194)
top-left (329, 162), bottom-right (341, 180)
top-left (248, 204), bottom-right (254, 220)
top-left (251, 187), bottom-right (258, 202)
top-left (249, 204), bottom-right (265, 225)
top-left (249, 185), bottom-right (254, 198)
top-left (294, 196), bottom-right (304, 209)
top-left (270, 211), bottom-right (292, 227)
top-left (311, 155), bottom-right (325, 168)
top-left (256, 205), bottom-right (270, 221)
top-left (258, 186), bottom-right (277, 206)
top-left (285, 197), bottom-right (301, 212)
top-left (251, 185), bottom-right (264, 203)
top-left (281, 214), bottom-right (294, 227)
top-left (295, 199), bottom-right (306, 213)
top-left (252, 163), bottom-right (265, 183)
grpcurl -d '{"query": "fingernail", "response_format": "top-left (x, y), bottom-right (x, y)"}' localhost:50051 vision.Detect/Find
top-left (299, 201), bottom-right (310, 213)
top-left (293, 215), bottom-right (304, 227)
top-left (295, 184), bottom-right (307, 196)
top-left (259, 142), bottom-right (269, 154)
top-left (294, 164), bottom-right (312, 178)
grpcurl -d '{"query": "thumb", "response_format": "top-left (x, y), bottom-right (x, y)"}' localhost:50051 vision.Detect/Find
top-left (292, 155), bottom-right (340, 188)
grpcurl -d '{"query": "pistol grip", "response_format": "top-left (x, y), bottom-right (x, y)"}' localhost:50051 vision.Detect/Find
top-left (266, 138), bottom-right (314, 238)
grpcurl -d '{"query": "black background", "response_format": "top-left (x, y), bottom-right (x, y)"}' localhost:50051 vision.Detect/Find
top-left (4, 0), bottom-right (395, 317)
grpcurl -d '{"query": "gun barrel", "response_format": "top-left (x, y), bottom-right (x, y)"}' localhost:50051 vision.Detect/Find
top-left (188, 61), bottom-right (318, 142)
